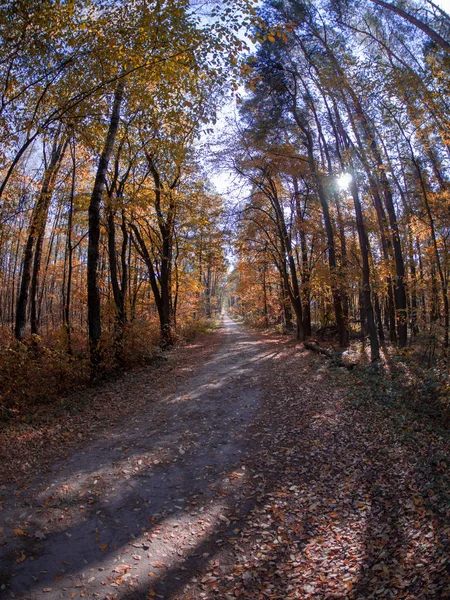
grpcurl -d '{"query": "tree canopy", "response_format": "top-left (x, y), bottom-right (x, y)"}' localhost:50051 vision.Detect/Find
top-left (0, 0), bottom-right (449, 397)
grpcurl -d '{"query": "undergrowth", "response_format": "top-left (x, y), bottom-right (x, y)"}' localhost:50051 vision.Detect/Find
top-left (343, 349), bottom-right (450, 430)
top-left (0, 316), bottom-right (217, 420)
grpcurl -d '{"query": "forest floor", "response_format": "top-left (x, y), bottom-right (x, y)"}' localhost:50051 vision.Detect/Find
top-left (0, 316), bottom-right (449, 600)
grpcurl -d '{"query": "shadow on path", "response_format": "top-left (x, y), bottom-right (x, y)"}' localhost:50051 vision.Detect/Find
top-left (0, 316), bottom-right (283, 599)
top-left (1, 317), bottom-right (448, 599)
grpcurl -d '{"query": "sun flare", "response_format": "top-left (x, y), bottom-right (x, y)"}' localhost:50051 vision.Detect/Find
top-left (337, 172), bottom-right (353, 190)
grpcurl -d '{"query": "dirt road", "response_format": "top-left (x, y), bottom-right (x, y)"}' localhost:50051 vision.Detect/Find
top-left (0, 316), bottom-right (275, 599)
top-left (1, 316), bottom-right (449, 600)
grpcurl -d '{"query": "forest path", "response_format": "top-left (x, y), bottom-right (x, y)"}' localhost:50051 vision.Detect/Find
top-left (0, 315), bottom-right (279, 600)
top-left (1, 317), bottom-right (449, 600)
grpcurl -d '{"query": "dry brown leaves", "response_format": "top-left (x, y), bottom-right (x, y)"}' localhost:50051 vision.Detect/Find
top-left (0, 330), bottom-right (221, 486)
top-left (176, 338), bottom-right (450, 600)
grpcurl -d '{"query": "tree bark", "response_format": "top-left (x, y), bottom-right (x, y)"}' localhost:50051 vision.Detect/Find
top-left (291, 103), bottom-right (347, 346)
top-left (87, 79), bottom-right (125, 369)
top-left (349, 175), bottom-right (380, 362)
top-left (30, 138), bottom-right (68, 336)
top-left (14, 134), bottom-right (67, 340)
top-left (369, 0), bottom-right (450, 52)
top-left (63, 144), bottom-right (76, 354)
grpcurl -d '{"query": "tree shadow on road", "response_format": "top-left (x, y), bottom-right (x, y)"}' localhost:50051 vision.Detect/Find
top-left (2, 336), bottom-right (449, 600)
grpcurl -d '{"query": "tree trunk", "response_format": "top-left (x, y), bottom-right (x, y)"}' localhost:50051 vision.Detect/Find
top-left (159, 233), bottom-right (174, 348)
top-left (87, 79), bottom-right (125, 370)
top-left (291, 106), bottom-right (347, 346)
top-left (15, 134), bottom-right (67, 340)
top-left (262, 263), bottom-right (269, 327)
top-left (369, 0), bottom-right (450, 52)
top-left (281, 271), bottom-right (293, 331)
top-left (299, 231), bottom-right (312, 337)
top-left (293, 178), bottom-right (312, 337)
top-left (107, 207), bottom-right (128, 363)
top-left (350, 175), bottom-right (380, 362)
top-left (316, 40), bottom-right (407, 346)
top-left (63, 146), bottom-right (75, 354)
top-left (30, 139), bottom-right (68, 337)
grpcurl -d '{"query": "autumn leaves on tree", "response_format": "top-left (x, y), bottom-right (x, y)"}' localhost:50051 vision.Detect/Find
top-left (0, 0), bottom-right (249, 376)
top-left (0, 0), bottom-right (449, 390)
top-left (227, 0), bottom-right (449, 362)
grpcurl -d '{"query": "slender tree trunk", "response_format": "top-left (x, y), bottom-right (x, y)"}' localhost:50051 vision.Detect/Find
top-left (291, 107), bottom-right (347, 345)
top-left (415, 161), bottom-right (449, 349)
top-left (349, 175), bottom-right (380, 361)
top-left (159, 233), bottom-right (174, 348)
top-left (87, 79), bottom-right (125, 369)
top-left (262, 263), bottom-right (269, 327)
top-left (299, 230), bottom-right (312, 336)
top-left (319, 45), bottom-right (407, 346)
top-left (34, 201), bottom-right (64, 335)
top-left (14, 135), bottom-right (67, 340)
top-left (30, 140), bottom-right (67, 337)
top-left (64, 174), bottom-right (75, 353)
top-left (282, 227), bottom-right (304, 340)
top-left (293, 178), bottom-right (312, 336)
top-left (205, 265), bottom-right (212, 318)
top-left (281, 271), bottom-right (293, 331)
top-left (130, 223), bottom-right (173, 348)
top-left (369, 0), bottom-right (450, 52)
top-left (107, 207), bottom-right (127, 362)
top-left (63, 142), bottom-right (76, 354)
top-left (342, 89), bottom-right (406, 344)
top-left (374, 293), bottom-right (386, 345)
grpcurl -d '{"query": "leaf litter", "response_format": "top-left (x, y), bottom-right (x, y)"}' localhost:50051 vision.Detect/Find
top-left (0, 320), bottom-right (449, 599)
